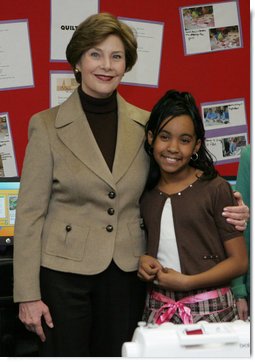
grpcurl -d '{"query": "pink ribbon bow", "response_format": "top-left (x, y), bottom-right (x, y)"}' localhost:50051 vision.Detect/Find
top-left (151, 288), bottom-right (229, 325)
top-left (152, 292), bottom-right (193, 324)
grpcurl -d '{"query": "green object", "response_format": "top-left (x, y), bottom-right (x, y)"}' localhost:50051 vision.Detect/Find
top-left (231, 145), bottom-right (250, 300)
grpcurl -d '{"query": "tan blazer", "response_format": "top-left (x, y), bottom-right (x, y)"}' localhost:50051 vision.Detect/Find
top-left (13, 89), bottom-right (150, 302)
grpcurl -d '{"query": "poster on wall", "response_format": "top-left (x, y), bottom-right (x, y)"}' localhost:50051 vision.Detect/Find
top-left (50, 0), bottom-right (99, 62)
top-left (0, 113), bottom-right (18, 177)
top-left (120, 18), bottom-right (164, 87)
top-left (205, 133), bottom-right (247, 165)
top-left (201, 98), bottom-right (247, 133)
top-left (50, 71), bottom-right (78, 107)
top-left (179, 1), bottom-right (242, 55)
top-left (0, 20), bottom-right (34, 91)
top-left (201, 98), bottom-right (248, 165)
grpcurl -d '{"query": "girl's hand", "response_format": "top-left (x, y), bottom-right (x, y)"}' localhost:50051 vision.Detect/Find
top-left (138, 255), bottom-right (162, 282)
top-left (236, 298), bottom-right (249, 321)
top-left (223, 191), bottom-right (249, 231)
top-left (156, 268), bottom-right (189, 291)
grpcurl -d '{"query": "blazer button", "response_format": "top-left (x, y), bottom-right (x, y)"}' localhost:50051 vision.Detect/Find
top-left (140, 221), bottom-right (145, 230)
top-left (107, 208), bottom-right (115, 215)
top-left (106, 225), bottom-right (113, 232)
top-left (108, 191), bottom-right (116, 199)
top-left (66, 225), bottom-right (72, 232)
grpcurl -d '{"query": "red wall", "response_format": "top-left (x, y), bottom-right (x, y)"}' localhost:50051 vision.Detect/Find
top-left (0, 0), bottom-right (250, 176)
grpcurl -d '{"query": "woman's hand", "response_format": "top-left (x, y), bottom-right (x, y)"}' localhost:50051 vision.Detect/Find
top-left (138, 255), bottom-right (162, 282)
top-left (19, 300), bottom-right (54, 342)
top-left (222, 191), bottom-right (249, 231)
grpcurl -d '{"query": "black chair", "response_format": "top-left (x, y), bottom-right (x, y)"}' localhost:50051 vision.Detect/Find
top-left (0, 245), bottom-right (38, 357)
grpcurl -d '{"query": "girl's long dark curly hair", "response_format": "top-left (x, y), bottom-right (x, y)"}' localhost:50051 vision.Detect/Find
top-left (144, 89), bottom-right (218, 190)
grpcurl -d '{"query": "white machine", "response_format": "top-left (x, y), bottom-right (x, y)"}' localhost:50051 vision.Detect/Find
top-left (122, 320), bottom-right (250, 357)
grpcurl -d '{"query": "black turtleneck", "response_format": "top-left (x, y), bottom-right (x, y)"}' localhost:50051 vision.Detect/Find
top-left (78, 86), bottom-right (118, 172)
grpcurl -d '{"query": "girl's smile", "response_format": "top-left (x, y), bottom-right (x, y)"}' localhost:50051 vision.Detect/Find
top-left (148, 115), bottom-right (201, 177)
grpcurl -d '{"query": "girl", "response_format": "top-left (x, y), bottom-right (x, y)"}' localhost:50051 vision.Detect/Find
top-left (138, 90), bottom-right (248, 324)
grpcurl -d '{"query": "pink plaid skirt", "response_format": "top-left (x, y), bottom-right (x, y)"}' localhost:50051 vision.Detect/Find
top-left (143, 284), bottom-right (239, 324)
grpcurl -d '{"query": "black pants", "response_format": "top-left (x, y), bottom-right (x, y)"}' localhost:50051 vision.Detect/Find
top-left (39, 262), bottom-right (146, 357)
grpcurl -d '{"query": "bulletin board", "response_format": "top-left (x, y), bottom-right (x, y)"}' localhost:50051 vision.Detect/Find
top-left (0, 0), bottom-right (250, 177)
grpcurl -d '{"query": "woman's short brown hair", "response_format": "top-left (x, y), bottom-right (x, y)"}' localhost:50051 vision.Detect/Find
top-left (66, 13), bottom-right (138, 83)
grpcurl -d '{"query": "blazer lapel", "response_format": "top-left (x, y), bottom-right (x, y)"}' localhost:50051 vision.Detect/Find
top-left (112, 94), bottom-right (147, 183)
top-left (55, 89), bottom-right (115, 187)
top-left (55, 90), bottom-right (147, 186)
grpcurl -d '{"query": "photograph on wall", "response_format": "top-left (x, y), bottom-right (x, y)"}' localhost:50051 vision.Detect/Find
top-left (205, 132), bottom-right (247, 165)
top-left (201, 98), bottom-right (247, 132)
top-left (50, 71), bottom-right (78, 107)
top-left (0, 113), bottom-right (18, 176)
top-left (179, 1), bottom-right (242, 55)
top-left (50, 0), bottom-right (99, 61)
top-left (0, 155), bottom-right (4, 177)
top-left (0, 20), bottom-right (34, 91)
top-left (120, 18), bottom-right (164, 87)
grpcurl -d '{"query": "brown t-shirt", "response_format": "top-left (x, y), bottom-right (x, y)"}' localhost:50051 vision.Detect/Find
top-left (140, 175), bottom-right (243, 275)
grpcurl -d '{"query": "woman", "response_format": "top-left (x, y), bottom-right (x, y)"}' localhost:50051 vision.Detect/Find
top-left (13, 13), bottom-right (249, 357)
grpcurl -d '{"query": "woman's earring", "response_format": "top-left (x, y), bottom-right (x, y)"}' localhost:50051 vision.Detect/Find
top-left (74, 68), bottom-right (80, 73)
top-left (191, 153), bottom-right (199, 161)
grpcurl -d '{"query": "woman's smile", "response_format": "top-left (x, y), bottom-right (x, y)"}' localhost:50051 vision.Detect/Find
top-left (77, 34), bottom-right (126, 98)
